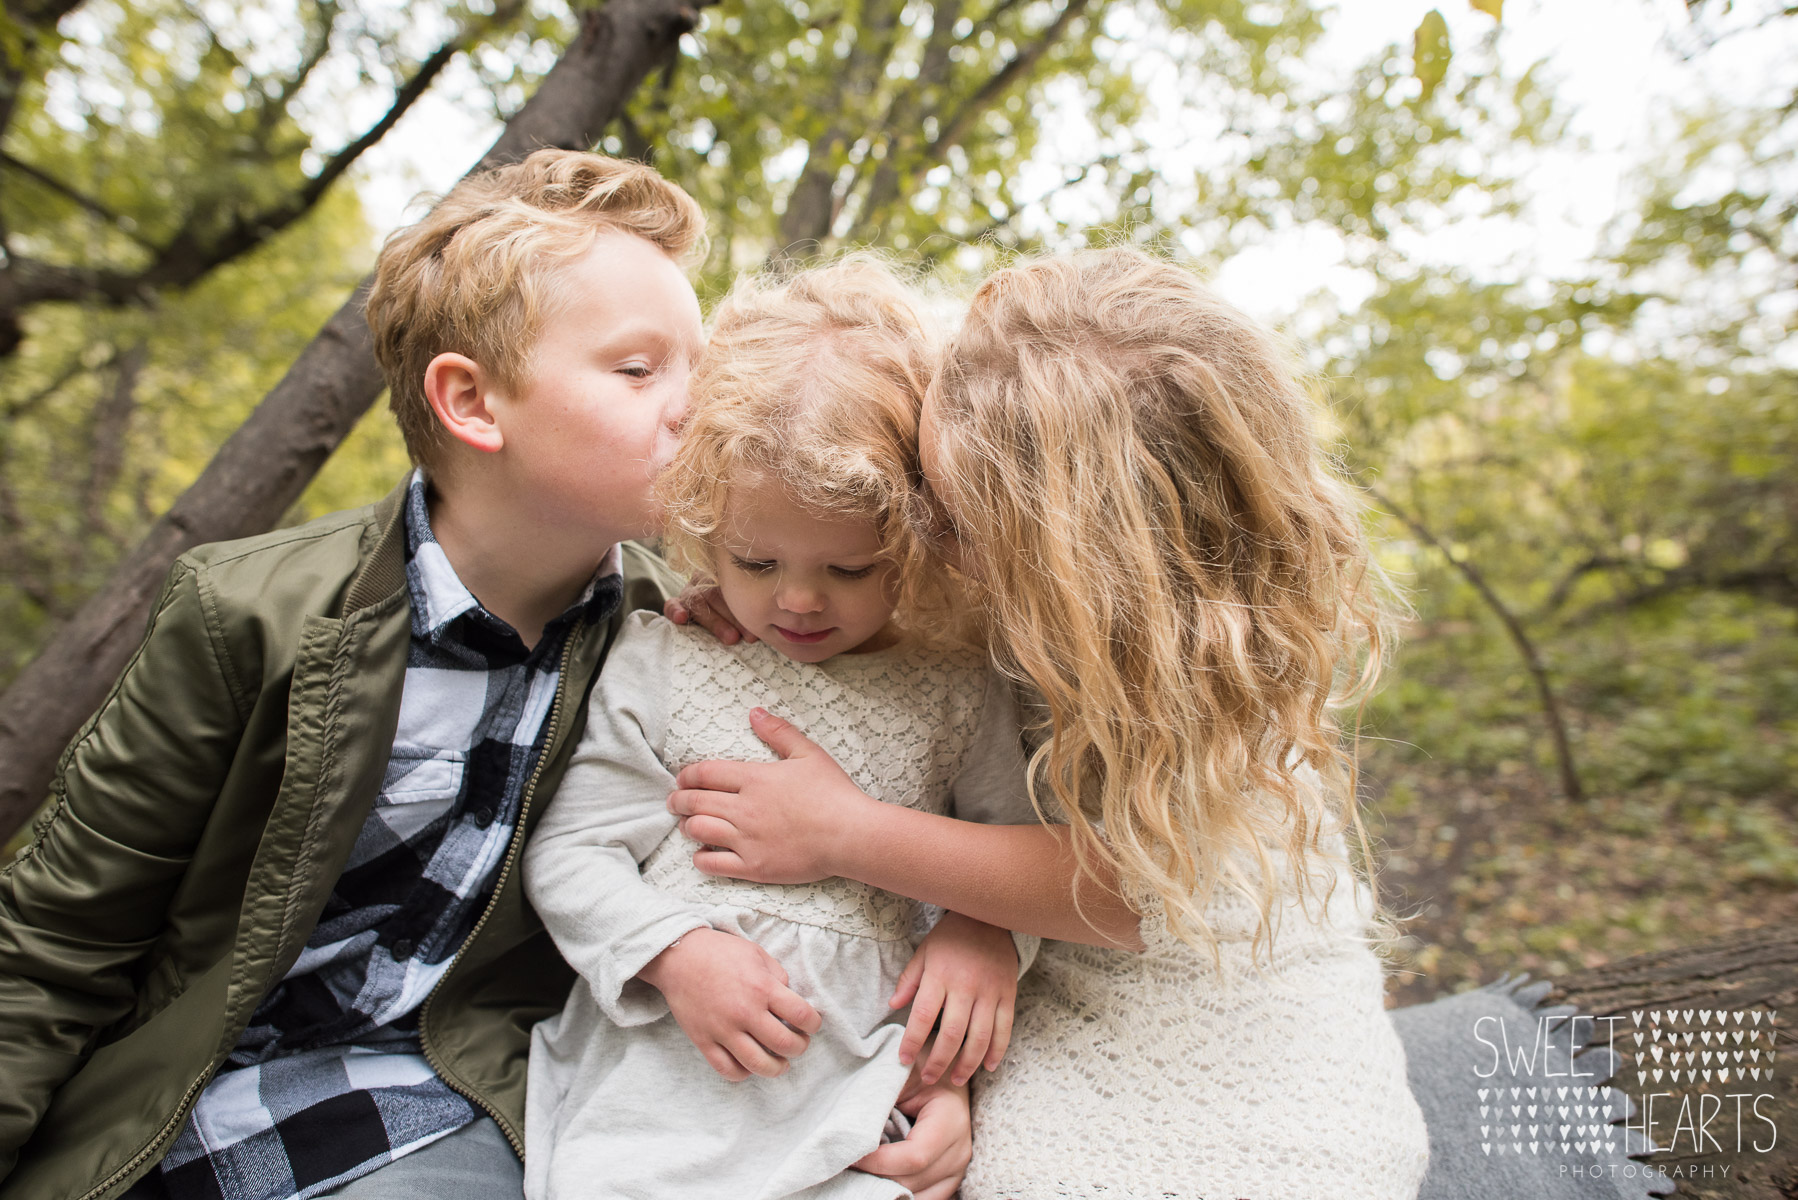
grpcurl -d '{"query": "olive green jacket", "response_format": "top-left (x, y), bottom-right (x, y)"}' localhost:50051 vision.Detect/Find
top-left (0, 480), bottom-right (681, 1200)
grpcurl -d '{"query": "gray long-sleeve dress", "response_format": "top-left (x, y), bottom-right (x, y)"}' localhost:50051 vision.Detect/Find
top-left (522, 612), bottom-right (1036, 1200)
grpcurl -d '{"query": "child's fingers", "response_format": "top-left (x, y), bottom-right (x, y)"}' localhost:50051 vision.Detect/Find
top-left (727, 1031), bottom-right (789, 1078)
top-left (702, 1044), bottom-right (751, 1083)
top-left (889, 950), bottom-right (927, 1009)
top-left (752, 1011), bottom-right (811, 1061)
top-left (690, 599), bottom-right (744, 645)
top-left (676, 813), bottom-right (738, 848)
top-left (899, 978), bottom-right (946, 1067)
top-left (855, 1082), bottom-right (971, 1192)
top-left (673, 759), bottom-right (751, 795)
top-left (920, 991), bottom-right (973, 1085)
top-left (770, 986), bottom-right (823, 1036)
top-left (691, 848), bottom-right (750, 878)
top-left (950, 998), bottom-right (995, 1086)
top-left (986, 995), bottom-right (1015, 1071)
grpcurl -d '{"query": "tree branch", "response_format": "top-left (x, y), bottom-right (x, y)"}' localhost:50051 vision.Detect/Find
top-left (931, 0), bottom-right (1092, 153)
top-left (770, 0), bottom-right (906, 257)
top-left (1372, 483), bottom-right (1587, 804)
top-left (0, 151), bottom-right (159, 251)
top-left (81, 341), bottom-right (146, 538)
top-left (0, 1), bottom-right (522, 345)
top-left (1565, 561), bottom-right (1798, 622)
top-left (1534, 553), bottom-right (1629, 620)
top-left (973, 0), bottom-right (1027, 36)
top-left (0, 0), bottom-right (86, 199)
top-left (0, 346), bottom-right (104, 422)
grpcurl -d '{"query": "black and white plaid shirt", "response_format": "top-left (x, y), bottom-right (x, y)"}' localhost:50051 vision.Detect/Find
top-left (145, 471), bottom-right (623, 1200)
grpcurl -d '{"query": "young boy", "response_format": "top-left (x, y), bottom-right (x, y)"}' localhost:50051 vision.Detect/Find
top-left (0, 151), bottom-right (969, 1200)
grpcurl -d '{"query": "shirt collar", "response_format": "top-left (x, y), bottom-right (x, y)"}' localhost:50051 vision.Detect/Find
top-left (402, 468), bottom-right (623, 646)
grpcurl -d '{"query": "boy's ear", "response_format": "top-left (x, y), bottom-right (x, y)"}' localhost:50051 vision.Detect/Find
top-left (423, 352), bottom-right (504, 454)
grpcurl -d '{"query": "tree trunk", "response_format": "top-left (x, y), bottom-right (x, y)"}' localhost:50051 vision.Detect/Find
top-left (0, 0), bottom-right (718, 842)
top-left (1544, 925), bottom-right (1798, 1200)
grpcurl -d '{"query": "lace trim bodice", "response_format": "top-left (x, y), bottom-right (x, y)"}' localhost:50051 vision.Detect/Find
top-left (638, 621), bottom-right (989, 941)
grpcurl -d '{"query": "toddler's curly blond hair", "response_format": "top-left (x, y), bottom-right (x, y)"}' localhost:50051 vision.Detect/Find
top-left (659, 256), bottom-right (953, 634)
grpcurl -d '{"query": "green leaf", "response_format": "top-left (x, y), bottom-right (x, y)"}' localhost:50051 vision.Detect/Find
top-left (1470, 0), bottom-right (1503, 20)
top-left (1414, 10), bottom-right (1451, 101)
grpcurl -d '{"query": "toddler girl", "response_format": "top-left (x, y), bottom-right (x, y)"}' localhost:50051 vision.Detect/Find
top-left (521, 258), bottom-right (1035, 1200)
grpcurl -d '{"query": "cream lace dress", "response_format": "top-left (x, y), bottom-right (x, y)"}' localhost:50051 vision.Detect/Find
top-left (963, 830), bottom-right (1431, 1200)
top-left (521, 613), bottom-right (1035, 1200)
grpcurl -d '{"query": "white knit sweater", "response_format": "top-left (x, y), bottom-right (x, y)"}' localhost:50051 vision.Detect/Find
top-left (964, 839), bottom-right (1431, 1199)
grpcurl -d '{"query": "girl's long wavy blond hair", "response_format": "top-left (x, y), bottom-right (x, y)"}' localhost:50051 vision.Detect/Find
top-left (926, 247), bottom-right (1391, 963)
top-left (659, 255), bottom-right (951, 630)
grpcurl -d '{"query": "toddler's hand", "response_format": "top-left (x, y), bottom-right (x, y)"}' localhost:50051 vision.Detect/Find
top-left (637, 927), bottom-right (821, 1081)
top-left (665, 585), bottom-right (755, 644)
top-left (891, 911), bottom-right (1018, 1087)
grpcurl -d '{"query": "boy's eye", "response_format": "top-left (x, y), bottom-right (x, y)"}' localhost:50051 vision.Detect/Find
top-left (729, 556), bottom-right (775, 574)
top-left (829, 565), bottom-right (878, 580)
top-left (617, 364), bottom-right (652, 379)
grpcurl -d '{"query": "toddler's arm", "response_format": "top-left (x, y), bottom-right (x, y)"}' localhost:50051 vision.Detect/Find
top-left (524, 614), bottom-right (820, 1078)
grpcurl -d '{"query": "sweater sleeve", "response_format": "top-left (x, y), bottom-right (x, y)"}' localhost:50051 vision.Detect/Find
top-left (947, 670), bottom-right (1044, 976)
top-left (523, 612), bottom-right (714, 1027)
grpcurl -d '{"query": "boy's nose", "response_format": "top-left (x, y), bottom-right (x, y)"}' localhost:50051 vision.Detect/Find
top-left (662, 384), bottom-right (690, 433)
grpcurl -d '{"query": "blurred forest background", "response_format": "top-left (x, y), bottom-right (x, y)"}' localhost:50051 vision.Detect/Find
top-left (0, 0), bottom-right (1791, 1003)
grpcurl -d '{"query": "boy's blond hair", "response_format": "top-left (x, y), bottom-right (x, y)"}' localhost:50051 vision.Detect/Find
top-left (366, 149), bottom-right (706, 464)
top-left (659, 256), bottom-right (951, 633)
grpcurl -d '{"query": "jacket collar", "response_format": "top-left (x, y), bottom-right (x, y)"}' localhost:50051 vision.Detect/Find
top-left (340, 476), bottom-right (411, 617)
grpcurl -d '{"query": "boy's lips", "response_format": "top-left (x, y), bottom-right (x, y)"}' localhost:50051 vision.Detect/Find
top-left (774, 625), bottom-right (834, 644)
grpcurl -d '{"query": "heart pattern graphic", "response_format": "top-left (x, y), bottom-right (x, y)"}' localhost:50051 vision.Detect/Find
top-left (1484, 1006), bottom-right (1783, 1160)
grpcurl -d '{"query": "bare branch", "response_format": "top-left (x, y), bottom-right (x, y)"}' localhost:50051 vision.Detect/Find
top-left (1565, 561), bottom-right (1798, 621)
top-left (0, 151), bottom-right (160, 251)
top-left (932, 0), bottom-right (1092, 152)
top-left (0, 0), bottom-right (523, 346)
top-left (0, 347), bottom-right (106, 422)
top-left (1371, 483), bottom-right (1587, 804)
top-left (81, 342), bottom-right (146, 538)
top-left (972, 0), bottom-right (1027, 36)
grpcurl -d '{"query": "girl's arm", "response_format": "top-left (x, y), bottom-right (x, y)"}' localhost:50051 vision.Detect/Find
top-left (667, 707), bottom-right (1145, 951)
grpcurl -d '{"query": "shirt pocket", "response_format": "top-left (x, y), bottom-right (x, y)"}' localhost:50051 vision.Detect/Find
top-left (376, 745), bottom-right (468, 841)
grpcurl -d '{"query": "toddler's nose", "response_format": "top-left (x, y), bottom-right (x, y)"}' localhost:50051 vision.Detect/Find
top-left (775, 584), bottom-right (825, 614)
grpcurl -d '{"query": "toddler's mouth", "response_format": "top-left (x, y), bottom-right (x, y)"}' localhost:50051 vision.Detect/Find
top-left (774, 625), bottom-right (834, 644)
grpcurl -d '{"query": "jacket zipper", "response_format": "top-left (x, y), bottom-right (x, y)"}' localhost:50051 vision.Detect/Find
top-left (77, 1069), bottom-right (212, 1200)
top-left (416, 627), bottom-right (581, 1159)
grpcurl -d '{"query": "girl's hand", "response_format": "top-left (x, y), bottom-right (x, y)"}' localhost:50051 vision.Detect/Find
top-left (664, 585), bottom-right (755, 644)
top-left (668, 708), bottom-right (878, 884)
top-left (853, 1066), bottom-right (973, 1200)
top-left (892, 911), bottom-right (1019, 1086)
top-left (636, 927), bottom-right (822, 1081)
